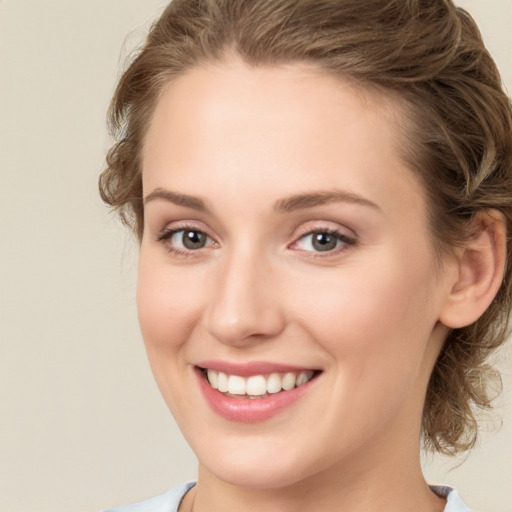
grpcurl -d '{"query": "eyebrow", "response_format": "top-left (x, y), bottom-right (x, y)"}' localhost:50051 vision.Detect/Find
top-left (273, 190), bottom-right (380, 213)
top-left (143, 187), bottom-right (379, 214)
top-left (143, 188), bottom-right (208, 212)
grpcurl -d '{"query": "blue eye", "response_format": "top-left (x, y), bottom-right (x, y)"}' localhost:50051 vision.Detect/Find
top-left (294, 230), bottom-right (355, 253)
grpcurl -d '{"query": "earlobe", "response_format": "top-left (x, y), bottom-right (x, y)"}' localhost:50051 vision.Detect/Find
top-left (439, 210), bottom-right (507, 329)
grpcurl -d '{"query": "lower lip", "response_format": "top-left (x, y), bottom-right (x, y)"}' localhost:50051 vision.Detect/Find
top-left (196, 368), bottom-right (317, 423)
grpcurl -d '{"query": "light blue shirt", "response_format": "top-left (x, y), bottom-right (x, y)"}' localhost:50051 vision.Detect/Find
top-left (104, 482), bottom-right (472, 511)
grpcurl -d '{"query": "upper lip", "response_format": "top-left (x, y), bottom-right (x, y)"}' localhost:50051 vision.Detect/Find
top-left (196, 360), bottom-right (320, 377)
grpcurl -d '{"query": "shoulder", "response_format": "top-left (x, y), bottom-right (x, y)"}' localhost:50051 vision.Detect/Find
top-left (103, 482), bottom-right (196, 512)
top-left (430, 485), bottom-right (472, 512)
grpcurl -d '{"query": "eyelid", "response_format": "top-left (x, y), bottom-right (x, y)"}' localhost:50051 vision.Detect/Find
top-left (288, 222), bottom-right (357, 256)
top-left (290, 220), bottom-right (356, 242)
top-left (155, 221), bottom-right (219, 256)
top-left (155, 220), bottom-right (214, 240)
top-left (153, 220), bottom-right (356, 257)
top-left (291, 230), bottom-right (355, 249)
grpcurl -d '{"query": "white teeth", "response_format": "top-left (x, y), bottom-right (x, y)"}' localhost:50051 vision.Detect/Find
top-left (296, 371), bottom-right (313, 387)
top-left (207, 369), bottom-right (218, 389)
top-left (266, 373), bottom-right (282, 394)
top-left (217, 371), bottom-right (229, 393)
top-left (282, 372), bottom-right (296, 391)
top-left (246, 375), bottom-right (267, 396)
top-left (227, 375), bottom-right (246, 395)
top-left (205, 369), bottom-right (316, 396)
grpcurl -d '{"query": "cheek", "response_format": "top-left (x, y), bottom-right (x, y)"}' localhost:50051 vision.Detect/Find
top-left (136, 255), bottom-right (204, 354)
top-left (136, 255), bottom-right (207, 422)
top-left (288, 249), bottom-right (438, 377)
top-left (283, 254), bottom-right (439, 445)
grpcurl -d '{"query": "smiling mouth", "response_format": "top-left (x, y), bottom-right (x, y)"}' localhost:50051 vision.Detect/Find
top-left (199, 368), bottom-right (321, 399)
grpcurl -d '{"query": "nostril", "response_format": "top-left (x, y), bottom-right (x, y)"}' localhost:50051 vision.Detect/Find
top-left (205, 313), bottom-right (285, 346)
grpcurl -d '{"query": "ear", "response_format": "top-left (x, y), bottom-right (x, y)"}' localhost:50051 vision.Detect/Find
top-left (439, 210), bottom-right (507, 329)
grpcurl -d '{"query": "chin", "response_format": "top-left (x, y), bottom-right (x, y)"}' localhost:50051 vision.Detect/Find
top-left (205, 460), bottom-right (310, 490)
top-left (195, 439), bottom-right (323, 490)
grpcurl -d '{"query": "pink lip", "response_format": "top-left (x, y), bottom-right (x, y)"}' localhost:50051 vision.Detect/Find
top-left (194, 365), bottom-right (320, 423)
top-left (196, 360), bottom-right (316, 377)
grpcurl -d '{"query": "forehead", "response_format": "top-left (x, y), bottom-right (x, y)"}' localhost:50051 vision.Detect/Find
top-left (147, 61), bottom-right (386, 133)
top-left (145, 61), bottom-right (393, 141)
top-left (142, 61), bottom-right (424, 216)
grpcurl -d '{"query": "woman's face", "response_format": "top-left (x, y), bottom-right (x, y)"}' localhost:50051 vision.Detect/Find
top-left (138, 62), bottom-right (454, 489)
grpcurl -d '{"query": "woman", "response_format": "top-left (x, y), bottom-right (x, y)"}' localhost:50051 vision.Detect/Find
top-left (100, 1), bottom-right (512, 511)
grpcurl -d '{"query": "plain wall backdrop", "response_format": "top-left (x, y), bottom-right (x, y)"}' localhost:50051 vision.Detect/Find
top-left (0, 1), bottom-right (511, 511)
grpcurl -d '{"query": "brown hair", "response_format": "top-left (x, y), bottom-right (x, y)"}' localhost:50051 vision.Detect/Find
top-left (100, 0), bottom-right (512, 454)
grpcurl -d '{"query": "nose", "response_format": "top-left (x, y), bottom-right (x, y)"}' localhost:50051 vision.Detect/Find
top-left (203, 248), bottom-right (286, 346)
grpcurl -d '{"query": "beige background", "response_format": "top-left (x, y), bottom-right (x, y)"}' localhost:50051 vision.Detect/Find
top-left (0, 1), bottom-right (511, 511)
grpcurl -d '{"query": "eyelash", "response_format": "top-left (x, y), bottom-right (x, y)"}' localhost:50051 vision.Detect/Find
top-left (155, 225), bottom-right (357, 258)
top-left (291, 228), bottom-right (357, 258)
top-left (156, 224), bottom-right (217, 257)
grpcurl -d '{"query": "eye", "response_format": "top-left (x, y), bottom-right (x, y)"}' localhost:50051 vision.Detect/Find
top-left (175, 229), bottom-right (208, 250)
top-left (293, 229), bottom-right (355, 254)
top-left (157, 227), bottom-right (216, 254)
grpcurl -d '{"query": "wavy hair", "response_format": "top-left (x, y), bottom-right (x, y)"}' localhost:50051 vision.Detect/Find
top-left (100, 0), bottom-right (512, 454)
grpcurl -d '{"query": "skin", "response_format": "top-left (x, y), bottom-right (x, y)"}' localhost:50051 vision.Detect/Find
top-left (137, 61), bottom-right (461, 512)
